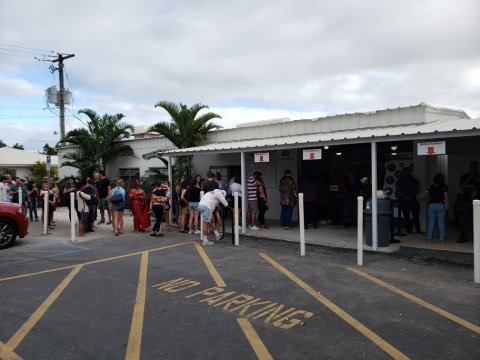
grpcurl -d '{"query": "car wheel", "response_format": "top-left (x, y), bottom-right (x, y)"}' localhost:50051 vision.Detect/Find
top-left (0, 219), bottom-right (18, 249)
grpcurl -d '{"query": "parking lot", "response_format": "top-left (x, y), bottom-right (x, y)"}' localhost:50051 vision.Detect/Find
top-left (0, 227), bottom-right (479, 360)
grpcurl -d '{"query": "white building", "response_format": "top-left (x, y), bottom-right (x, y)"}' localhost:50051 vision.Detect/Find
top-left (58, 103), bottom-right (480, 247)
top-left (0, 147), bottom-right (58, 179)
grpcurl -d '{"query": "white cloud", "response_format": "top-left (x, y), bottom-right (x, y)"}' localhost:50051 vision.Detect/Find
top-left (1, 0), bottom-right (479, 150)
top-left (0, 76), bottom-right (44, 96)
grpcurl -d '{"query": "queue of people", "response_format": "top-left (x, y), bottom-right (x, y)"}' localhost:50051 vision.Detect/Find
top-left (2, 159), bottom-right (479, 246)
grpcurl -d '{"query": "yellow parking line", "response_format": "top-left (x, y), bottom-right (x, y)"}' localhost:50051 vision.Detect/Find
top-left (193, 242), bottom-right (226, 288)
top-left (259, 252), bottom-right (410, 360)
top-left (347, 267), bottom-right (480, 334)
top-left (237, 318), bottom-right (273, 360)
top-left (0, 242), bottom-right (190, 283)
top-left (0, 340), bottom-right (22, 360)
top-left (125, 252), bottom-right (149, 360)
top-left (6, 265), bottom-right (83, 351)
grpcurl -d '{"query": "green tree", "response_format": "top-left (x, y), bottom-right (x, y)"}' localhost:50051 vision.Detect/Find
top-left (62, 109), bottom-right (135, 178)
top-left (42, 143), bottom-right (58, 155)
top-left (12, 143), bottom-right (24, 150)
top-left (145, 101), bottom-right (221, 179)
top-left (0, 140), bottom-right (6, 148)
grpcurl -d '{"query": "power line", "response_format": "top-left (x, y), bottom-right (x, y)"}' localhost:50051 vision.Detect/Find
top-left (0, 47), bottom-right (56, 57)
top-left (0, 52), bottom-right (36, 60)
top-left (0, 43), bottom-right (55, 54)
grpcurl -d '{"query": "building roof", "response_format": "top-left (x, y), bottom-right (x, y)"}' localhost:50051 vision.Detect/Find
top-left (0, 147), bottom-right (58, 167)
top-left (151, 104), bottom-right (479, 156)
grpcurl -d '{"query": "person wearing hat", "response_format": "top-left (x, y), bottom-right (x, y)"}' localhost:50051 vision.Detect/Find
top-left (198, 189), bottom-right (229, 246)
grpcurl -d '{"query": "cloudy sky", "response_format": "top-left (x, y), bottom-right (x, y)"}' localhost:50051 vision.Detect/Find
top-left (1, 0), bottom-right (479, 151)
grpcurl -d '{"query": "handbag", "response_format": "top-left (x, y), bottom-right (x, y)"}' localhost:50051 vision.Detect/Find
top-left (110, 193), bottom-right (123, 204)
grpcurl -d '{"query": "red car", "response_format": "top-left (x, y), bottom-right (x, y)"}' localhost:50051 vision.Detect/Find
top-left (0, 202), bottom-right (29, 249)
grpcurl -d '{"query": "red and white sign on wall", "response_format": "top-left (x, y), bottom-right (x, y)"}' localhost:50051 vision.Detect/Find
top-left (254, 152), bottom-right (270, 163)
top-left (417, 141), bottom-right (446, 156)
top-left (303, 149), bottom-right (322, 160)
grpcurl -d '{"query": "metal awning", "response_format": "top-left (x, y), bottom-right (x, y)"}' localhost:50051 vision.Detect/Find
top-left (152, 118), bottom-right (480, 156)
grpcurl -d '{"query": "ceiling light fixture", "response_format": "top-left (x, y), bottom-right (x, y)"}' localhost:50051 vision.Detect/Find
top-left (336, 152), bottom-right (342, 156)
top-left (390, 145), bottom-right (398, 151)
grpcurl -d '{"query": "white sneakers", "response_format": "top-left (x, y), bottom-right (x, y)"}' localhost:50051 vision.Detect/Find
top-left (194, 230), bottom-right (201, 235)
top-left (202, 240), bottom-right (214, 246)
top-left (249, 225), bottom-right (260, 231)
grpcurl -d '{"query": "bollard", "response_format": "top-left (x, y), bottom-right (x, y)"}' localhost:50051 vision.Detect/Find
top-left (299, 193), bottom-right (305, 256)
top-left (70, 192), bottom-right (76, 242)
top-left (18, 189), bottom-right (23, 206)
top-left (473, 200), bottom-right (480, 284)
top-left (357, 196), bottom-right (364, 266)
top-left (43, 190), bottom-right (49, 235)
top-left (200, 191), bottom-right (204, 241)
top-left (234, 192), bottom-right (239, 246)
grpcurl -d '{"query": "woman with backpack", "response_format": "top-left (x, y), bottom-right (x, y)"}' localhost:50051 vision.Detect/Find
top-left (421, 173), bottom-right (449, 244)
top-left (178, 179), bottom-right (189, 233)
top-left (110, 179), bottom-right (126, 236)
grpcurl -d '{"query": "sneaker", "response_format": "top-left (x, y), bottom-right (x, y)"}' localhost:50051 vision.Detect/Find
top-left (106, 221), bottom-right (111, 225)
top-left (260, 225), bottom-right (269, 229)
top-left (194, 230), bottom-right (201, 235)
top-left (98, 220), bottom-right (105, 224)
top-left (190, 230), bottom-right (195, 234)
top-left (202, 240), bottom-right (214, 246)
top-left (215, 233), bottom-right (223, 240)
top-left (250, 225), bottom-right (260, 231)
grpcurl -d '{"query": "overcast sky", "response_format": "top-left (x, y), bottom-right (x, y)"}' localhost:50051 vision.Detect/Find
top-left (1, 0), bottom-right (479, 151)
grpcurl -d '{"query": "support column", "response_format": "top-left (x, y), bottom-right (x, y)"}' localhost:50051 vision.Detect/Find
top-left (168, 156), bottom-right (173, 223)
top-left (241, 151), bottom-right (247, 234)
top-left (371, 141), bottom-right (378, 250)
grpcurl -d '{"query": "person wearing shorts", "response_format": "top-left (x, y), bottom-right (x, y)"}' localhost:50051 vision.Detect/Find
top-left (198, 189), bottom-right (228, 246)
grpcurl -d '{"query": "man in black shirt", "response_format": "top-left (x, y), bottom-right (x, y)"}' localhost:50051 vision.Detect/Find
top-left (395, 167), bottom-right (422, 234)
top-left (95, 170), bottom-right (112, 225)
top-left (458, 161), bottom-right (480, 243)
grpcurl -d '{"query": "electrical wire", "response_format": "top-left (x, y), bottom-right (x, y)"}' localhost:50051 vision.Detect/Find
top-left (0, 47), bottom-right (56, 57)
top-left (0, 43), bottom-right (55, 54)
top-left (0, 52), bottom-right (36, 60)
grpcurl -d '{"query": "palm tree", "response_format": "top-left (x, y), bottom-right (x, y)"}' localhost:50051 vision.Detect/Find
top-left (62, 109), bottom-right (135, 178)
top-left (146, 101), bottom-right (222, 178)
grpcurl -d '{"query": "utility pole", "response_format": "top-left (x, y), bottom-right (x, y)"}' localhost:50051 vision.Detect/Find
top-left (52, 53), bottom-right (75, 145)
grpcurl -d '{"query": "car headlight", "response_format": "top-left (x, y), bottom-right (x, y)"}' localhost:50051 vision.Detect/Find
top-left (18, 207), bottom-right (26, 216)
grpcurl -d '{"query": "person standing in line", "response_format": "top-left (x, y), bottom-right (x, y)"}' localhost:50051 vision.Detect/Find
top-left (128, 179), bottom-right (148, 233)
top-left (150, 181), bottom-right (166, 237)
top-left (395, 167), bottom-right (423, 234)
top-left (174, 175), bottom-right (185, 226)
top-left (278, 169), bottom-right (297, 230)
top-left (198, 189), bottom-right (229, 246)
top-left (178, 180), bottom-right (189, 233)
top-left (40, 182), bottom-right (56, 229)
top-left (299, 173), bottom-right (318, 229)
top-left (27, 180), bottom-right (39, 222)
top-left (82, 178), bottom-right (97, 232)
top-left (457, 161), bottom-right (480, 243)
top-left (10, 177), bottom-right (27, 211)
top-left (247, 172), bottom-right (260, 230)
top-left (77, 181), bottom-right (92, 236)
top-left (216, 172), bottom-right (228, 192)
top-left (161, 181), bottom-right (172, 232)
top-left (421, 173), bottom-right (449, 244)
top-left (3, 176), bottom-right (13, 202)
top-left (203, 171), bottom-right (223, 233)
top-left (187, 175), bottom-right (202, 235)
top-left (95, 170), bottom-right (112, 225)
top-left (110, 179), bottom-right (126, 236)
top-left (256, 172), bottom-right (269, 229)
top-left (63, 176), bottom-right (78, 222)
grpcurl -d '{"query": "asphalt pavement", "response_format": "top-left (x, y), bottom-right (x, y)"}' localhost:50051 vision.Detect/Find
top-left (0, 208), bottom-right (479, 360)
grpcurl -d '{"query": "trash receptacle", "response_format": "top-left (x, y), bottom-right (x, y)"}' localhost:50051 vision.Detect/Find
top-left (365, 198), bottom-right (392, 247)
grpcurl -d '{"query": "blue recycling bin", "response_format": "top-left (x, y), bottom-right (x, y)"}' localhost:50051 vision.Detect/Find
top-left (365, 199), bottom-right (392, 247)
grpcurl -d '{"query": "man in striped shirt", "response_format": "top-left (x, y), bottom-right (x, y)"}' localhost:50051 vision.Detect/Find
top-left (247, 172), bottom-right (260, 230)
